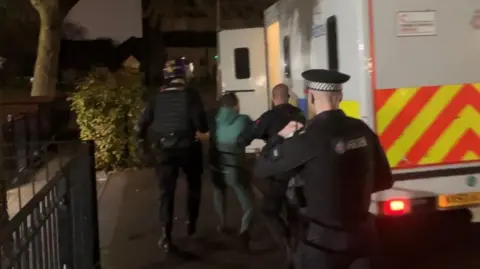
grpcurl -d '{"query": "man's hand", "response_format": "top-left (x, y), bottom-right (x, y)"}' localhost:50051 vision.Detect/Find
top-left (278, 121), bottom-right (304, 138)
top-left (195, 131), bottom-right (210, 141)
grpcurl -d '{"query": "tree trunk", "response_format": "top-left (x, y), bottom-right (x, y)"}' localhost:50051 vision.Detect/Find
top-left (30, 9), bottom-right (61, 97)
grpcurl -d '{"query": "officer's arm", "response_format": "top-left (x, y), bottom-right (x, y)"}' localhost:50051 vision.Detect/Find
top-left (198, 108), bottom-right (218, 140)
top-left (295, 109), bottom-right (307, 125)
top-left (189, 90), bottom-right (209, 133)
top-left (264, 110), bottom-right (304, 149)
top-left (236, 116), bottom-right (254, 148)
top-left (253, 133), bottom-right (316, 179)
top-left (135, 98), bottom-right (155, 142)
top-left (372, 135), bottom-right (394, 192)
top-left (253, 113), bottom-right (271, 141)
top-left (238, 113), bottom-right (267, 146)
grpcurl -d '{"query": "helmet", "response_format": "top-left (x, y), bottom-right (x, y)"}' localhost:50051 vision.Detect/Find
top-left (163, 58), bottom-right (194, 82)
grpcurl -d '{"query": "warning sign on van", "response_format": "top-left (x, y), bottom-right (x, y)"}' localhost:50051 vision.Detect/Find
top-left (397, 11), bottom-right (436, 37)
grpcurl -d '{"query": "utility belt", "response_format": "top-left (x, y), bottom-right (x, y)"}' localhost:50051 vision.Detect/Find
top-left (301, 215), bottom-right (375, 253)
top-left (154, 131), bottom-right (194, 150)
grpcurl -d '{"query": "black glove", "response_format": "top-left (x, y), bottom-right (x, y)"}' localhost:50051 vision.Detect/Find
top-left (264, 135), bottom-right (283, 151)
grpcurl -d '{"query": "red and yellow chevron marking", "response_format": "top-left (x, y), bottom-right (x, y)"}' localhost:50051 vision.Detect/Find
top-left (375, 84), bottom-right (480, 168)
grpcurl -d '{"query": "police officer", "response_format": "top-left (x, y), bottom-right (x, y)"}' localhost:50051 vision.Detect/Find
top-left (253, 69), bottom-right (393, 269)
top-left (136, 59), bottom-right (208, 253)
top-left (240, 83), bottom-right (306, 258)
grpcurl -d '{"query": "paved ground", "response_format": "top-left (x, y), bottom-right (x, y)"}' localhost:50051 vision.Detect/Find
top-left (99, 169), bottom-right (283, 269)
top-left (97, 84), bottom-right (285, 269)
top-left (378, 209), bottom-right (480, 269)
top-left (97, 169), bottom-right (480, 269)
top-left (97, 168), bottom-right (480, 269)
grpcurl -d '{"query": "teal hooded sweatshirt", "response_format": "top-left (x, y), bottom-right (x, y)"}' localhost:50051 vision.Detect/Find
top-left (213, 107), bottom-right (251, 169)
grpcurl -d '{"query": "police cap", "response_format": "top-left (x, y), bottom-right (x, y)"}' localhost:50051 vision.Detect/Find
top-left (301, 69), bottom-right (350, 92)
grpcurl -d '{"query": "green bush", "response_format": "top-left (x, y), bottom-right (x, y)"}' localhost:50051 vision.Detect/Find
top-left (70, 68), bottom-right (145, 170)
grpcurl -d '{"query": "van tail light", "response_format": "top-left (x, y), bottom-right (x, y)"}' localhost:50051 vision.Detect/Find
top-left (382, 199), bottom-right (411, 216)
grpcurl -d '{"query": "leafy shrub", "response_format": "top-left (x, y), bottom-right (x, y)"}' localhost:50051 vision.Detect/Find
top-left (70, 68), bottom-right (144, 170)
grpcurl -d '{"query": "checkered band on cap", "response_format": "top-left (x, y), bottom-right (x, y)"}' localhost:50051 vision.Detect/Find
top-left (307, 82), bottom-right (342, 92)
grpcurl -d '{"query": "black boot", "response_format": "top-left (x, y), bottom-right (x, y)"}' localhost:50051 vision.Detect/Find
top-left (158, 227), bottom-right (176, 253)
top-left (186, 220), bottom-right (196, 237)
top-left (239, 231), bottom-right (250, 251)
top-left (216, 224), bottom-right (227, 234)
top-left (284, 239), bottom-right (294, 269)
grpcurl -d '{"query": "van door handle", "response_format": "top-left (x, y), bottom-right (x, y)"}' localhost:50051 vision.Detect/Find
top-left (223, 89), bottom-right (255, 93)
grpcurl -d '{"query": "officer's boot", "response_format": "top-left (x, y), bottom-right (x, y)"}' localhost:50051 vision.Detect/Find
top-left (216, 223), bottom-right (228, 234)
top-left (186, 197), bottom-right (200, 237)
top-left (284, 238), bottom-right (294, 269)
top-left (158, 226), bottom-right (176, 253)
top-left (185, 219), bottom-right (197, 237)
top-left (216, 214), bottom-right (227, 234)
top-left (239, 230), bottom-right (251, 251)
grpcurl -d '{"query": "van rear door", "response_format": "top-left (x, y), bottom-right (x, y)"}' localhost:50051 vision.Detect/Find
top-left (218, 28), bottom-right (269, 152)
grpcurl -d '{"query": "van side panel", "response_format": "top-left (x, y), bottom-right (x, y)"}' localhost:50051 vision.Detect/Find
top-left (368, 0), bottom-right (480, 213)
top-left (369, 0), bottom-right (480, 169)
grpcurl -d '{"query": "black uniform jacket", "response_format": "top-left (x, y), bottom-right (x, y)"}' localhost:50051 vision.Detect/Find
top-left (253, 110), bottom-right (393, 232)
top-left (136, 85), bottom-right (208, 143)
top-left (240, 103), bottom-right (306, 149)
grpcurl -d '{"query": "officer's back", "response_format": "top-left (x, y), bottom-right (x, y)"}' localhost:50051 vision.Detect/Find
top-left (241, 84), bottom-right (305, 148)
top-left (253, 69), bottom-right (393, 269)
top-left (262, 103), bottom-right (305, 142)
top-left (240, 84), bottom-right (306, 261)
top-left (301, 111), bottom-right (380, 227)
top-left (140, 80), bottom-right (208, 150)
top-left (136, 59), bottom-right (208, 252)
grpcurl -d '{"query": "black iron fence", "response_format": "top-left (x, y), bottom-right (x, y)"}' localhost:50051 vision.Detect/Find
top-left (1, 113), bottom-right (46, 179)
top-left (0, 141), bottom-right (101, 269)
top-left (1, 96), bottom-right (73, 178)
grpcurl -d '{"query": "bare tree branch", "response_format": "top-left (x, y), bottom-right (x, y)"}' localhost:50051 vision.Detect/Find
top-left (191, 0), bottom-right (215, 18)
top-left (59, 0), bottom-right (79, 18)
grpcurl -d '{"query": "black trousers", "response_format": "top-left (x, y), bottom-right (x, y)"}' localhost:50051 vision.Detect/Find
top-left (294, 218), bottom-right (378, 269)
top-left (262, 177), bottom-right (298, 244)
top-left (155, 146), bottom-right (203, 237)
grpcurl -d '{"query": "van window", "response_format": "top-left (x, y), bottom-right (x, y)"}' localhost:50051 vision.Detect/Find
top-left (234, 48), bottom-right (250, 79)
top-left (326, 16), bottom-right (338, 70)
top-left (283, 36), bottom-right (291, 78)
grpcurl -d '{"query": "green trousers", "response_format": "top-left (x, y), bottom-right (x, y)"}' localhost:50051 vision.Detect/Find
top-left (211, 166), bottom-right (254, 233)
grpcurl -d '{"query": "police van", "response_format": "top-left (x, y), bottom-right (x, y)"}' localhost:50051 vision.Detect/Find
top-left (217, 0), bottom-right (480, 217)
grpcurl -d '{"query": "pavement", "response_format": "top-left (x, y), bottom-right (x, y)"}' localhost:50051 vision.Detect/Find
top-left (98, 169), bottom-right (284, 269)
top-left (95, 84), bottom-right (285, 269)
top-left (377, 209), bottom-right (480, 269)
top-left (96, 167), bottom-right (480, 269)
